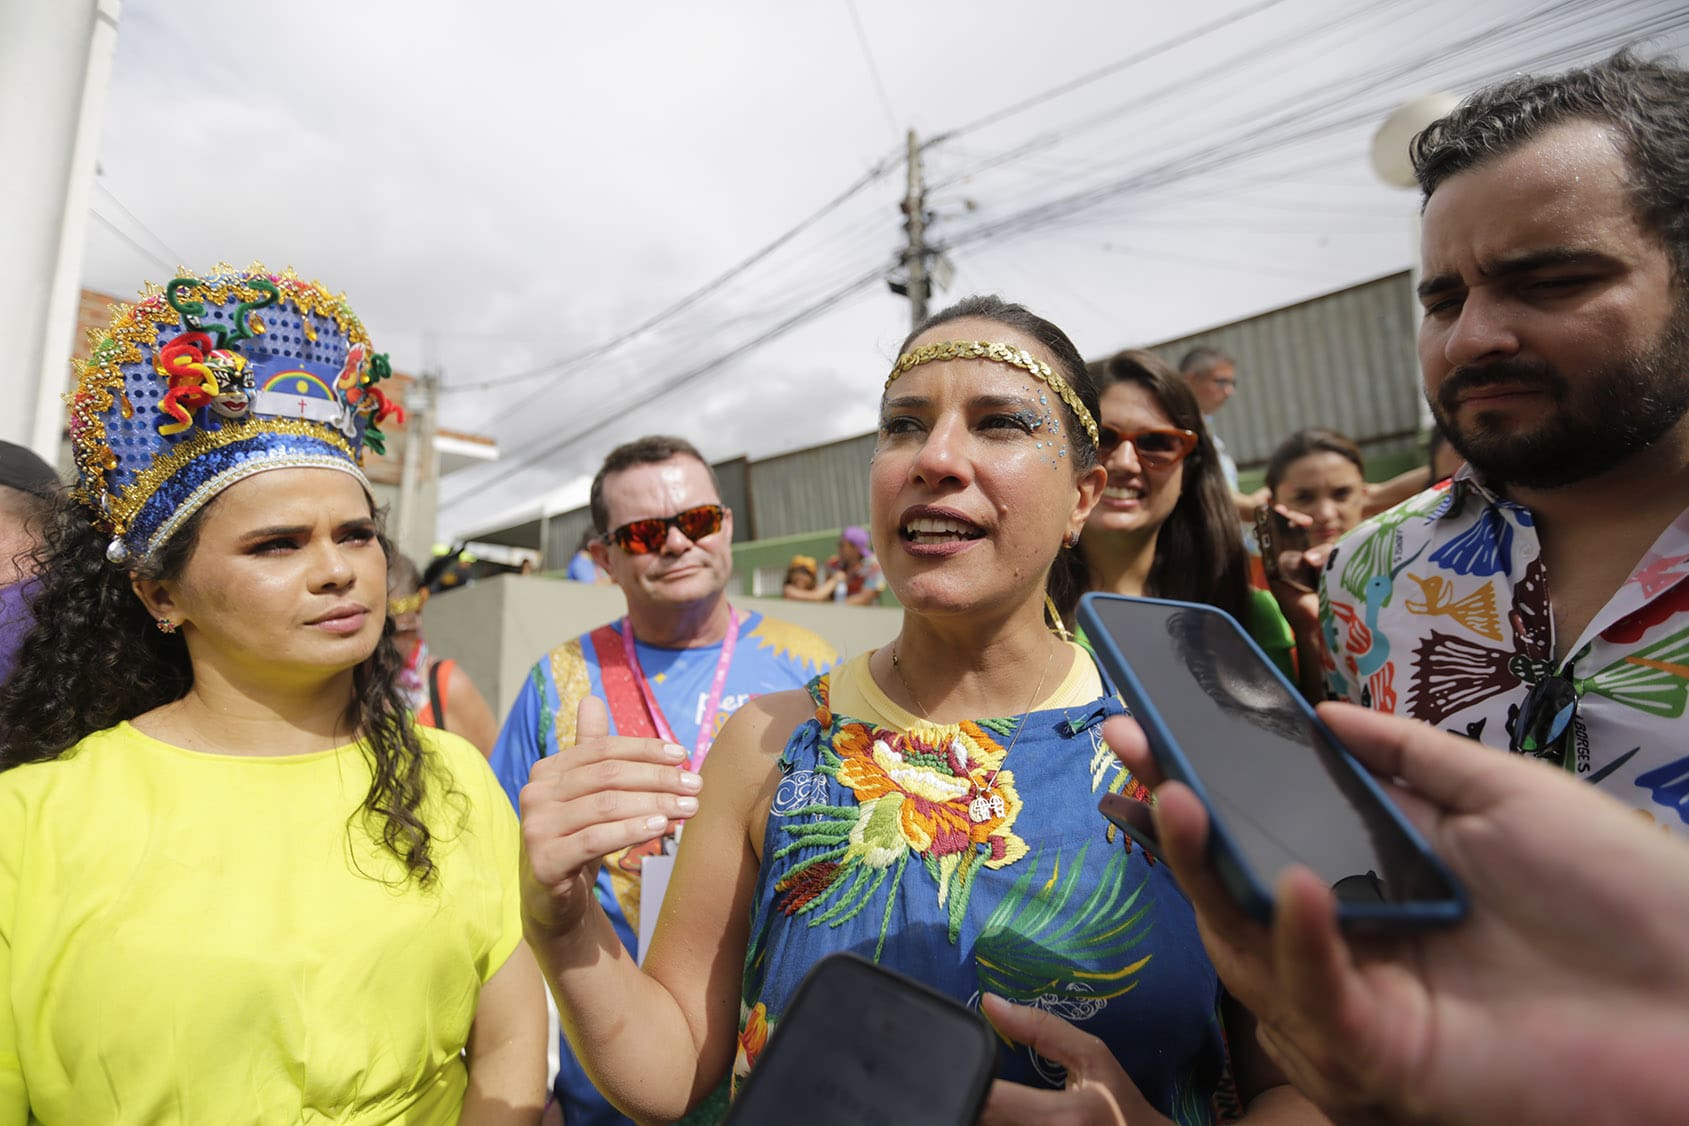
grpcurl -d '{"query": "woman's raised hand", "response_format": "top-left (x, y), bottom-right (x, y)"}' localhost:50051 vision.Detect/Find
top-left (518, 695), bottom-right (703, 936)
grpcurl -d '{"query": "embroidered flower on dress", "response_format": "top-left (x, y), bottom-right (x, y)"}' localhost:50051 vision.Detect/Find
top-left (734, 1002), bottom-right (771, 1082)
top-left (771, 716), bottom-right (1031, 957)
top-left (834, 720), bottom-right (1028, 871)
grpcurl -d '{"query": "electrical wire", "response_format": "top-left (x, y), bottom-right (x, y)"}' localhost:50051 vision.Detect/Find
top-left (441, 147), bottom-right (902, 401)
top-left (846, 0), bottom-right (902, 143)
top-left (926, 0), bottom-right (1413, 195)
top-left (89, 210), bottom-right (176, 274)
top-left (937, 0), bottom-right (1686, 256)
top-left (930, 0), bottom-right (1672, 230)
top-left (93, 181), bottom-right (189, 268)
top-left (449, 0), bottom-right (1689, 513)
top-left (931, 0), bottom-right (1295, 143)
top-left (442, 263), bottom-right (889, 503)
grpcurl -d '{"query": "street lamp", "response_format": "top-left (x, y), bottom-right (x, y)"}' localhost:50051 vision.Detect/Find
top-left (1370, 92), bottom-right (1460, 437)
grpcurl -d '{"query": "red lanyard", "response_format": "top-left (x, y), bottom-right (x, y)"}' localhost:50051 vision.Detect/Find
top-left (620, 607), bottom-right (739, 772)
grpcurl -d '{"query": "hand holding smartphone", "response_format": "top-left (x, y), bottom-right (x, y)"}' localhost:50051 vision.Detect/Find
top-left (1080, 592), bottom-right (1465, 930)
top-left (1253, 504), bottom-right (1319, 592)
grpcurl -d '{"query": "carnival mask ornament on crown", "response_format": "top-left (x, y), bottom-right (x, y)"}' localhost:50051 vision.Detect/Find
top-left (68, 265), bottom-right (405, 566)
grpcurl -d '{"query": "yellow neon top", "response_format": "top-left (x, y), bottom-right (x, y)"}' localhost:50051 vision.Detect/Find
top-left (0, 722), bottom-right (521, 1124)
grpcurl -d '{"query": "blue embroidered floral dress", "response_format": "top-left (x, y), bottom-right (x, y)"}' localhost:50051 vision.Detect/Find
top-left (734, 657), bottom-right (1231, 1124)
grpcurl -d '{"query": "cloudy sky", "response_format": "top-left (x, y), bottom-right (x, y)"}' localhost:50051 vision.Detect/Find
top-left (80, 0), bottom-right (1689, 540)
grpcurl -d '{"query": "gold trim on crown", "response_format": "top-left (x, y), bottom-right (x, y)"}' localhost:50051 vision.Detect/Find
top-left (68, 263), bottom-right (374, 539)
top-left (884, 340), bottom-right (1100, 448)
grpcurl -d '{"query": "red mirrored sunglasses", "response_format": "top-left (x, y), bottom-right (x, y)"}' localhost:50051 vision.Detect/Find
top-left (1096, 426), bottom-right (1198, 468)
top-left (603, 503), bottom-right (725, 554)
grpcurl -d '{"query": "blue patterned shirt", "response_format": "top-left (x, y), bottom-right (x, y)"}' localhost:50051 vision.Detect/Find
top-left (1321, 467), bottom-right (1689, 834)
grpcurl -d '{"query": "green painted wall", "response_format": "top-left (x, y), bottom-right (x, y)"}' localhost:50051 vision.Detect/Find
top-left (732, 527), bottom-right (897, 606)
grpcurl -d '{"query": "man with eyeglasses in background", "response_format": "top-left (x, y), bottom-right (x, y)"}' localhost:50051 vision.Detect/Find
top-left (489, 434), bottom-right (836, 1126)
top-left (1321, 50), bottom-right (1689, 835)
top-left (1180, 346), bottom-right (1268, 521)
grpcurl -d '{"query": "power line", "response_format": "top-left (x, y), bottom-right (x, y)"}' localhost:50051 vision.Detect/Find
top-left (454, 1), bottom-right (1359, 492)
top-left (931, 0), bottom-right (1294, 143)
top-left (845, 0), bottom-right (901, 143)
top-left (935, 0), bottom-right (1673, 256)
top-left (926, 0), bottom-right (1663, 218)
top-left (453, 0), bottom-right (1688, 513)
top-left (443, 264), bottom-right (887, 503)
top-left (93, 181), bottom-right (189, 267)
top-left (90, 209), bottom-right (176, 274)
top-left (926, 0), bottom-right (1416, 197)
top-left (441, 148), bottom-right (902, 402)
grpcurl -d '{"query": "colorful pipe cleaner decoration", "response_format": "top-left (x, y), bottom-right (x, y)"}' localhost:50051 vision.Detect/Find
top-left (68, 264), bottom-right (406, 565)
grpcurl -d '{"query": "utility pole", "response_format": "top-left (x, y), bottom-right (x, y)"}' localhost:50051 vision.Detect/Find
top-left (395, 370), bottom-right (436, 562)
top-left (898, 128), bottom-right (929, 329)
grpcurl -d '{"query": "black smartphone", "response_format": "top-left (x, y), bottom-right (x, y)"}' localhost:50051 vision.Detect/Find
top-left (1097, 791), bottom-right (1164, 861)
top-left (1253, 504), bottom-right (1317, 591)
top-left (724, 953), bottom-right (996, 1126)
top-left (1079, 592), bottom-right (1466, 929)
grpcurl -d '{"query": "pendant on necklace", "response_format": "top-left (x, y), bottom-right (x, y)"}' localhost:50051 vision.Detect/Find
top-left (968, 790), bottom-right (1007, 824)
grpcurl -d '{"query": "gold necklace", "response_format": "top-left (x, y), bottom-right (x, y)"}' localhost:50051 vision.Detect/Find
top-left (889, 634), bottom-right (1059, 824)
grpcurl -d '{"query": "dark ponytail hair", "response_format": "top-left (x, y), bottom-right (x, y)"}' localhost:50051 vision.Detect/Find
top-left (0, 488), bottom-right (450, 885)
top-left (896, 295), bottom-right (1101, 621)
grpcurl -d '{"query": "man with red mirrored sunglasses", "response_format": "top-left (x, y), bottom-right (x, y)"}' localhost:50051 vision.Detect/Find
top-left (487, 434), bottom-right (836, 1126)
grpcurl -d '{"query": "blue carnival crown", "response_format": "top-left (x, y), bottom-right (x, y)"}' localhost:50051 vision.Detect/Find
top-left (69, 265), bottom-right (405, 565)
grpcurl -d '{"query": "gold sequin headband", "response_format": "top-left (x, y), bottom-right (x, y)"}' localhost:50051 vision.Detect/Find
top-left (884, 340), bottom-right (1100, 448)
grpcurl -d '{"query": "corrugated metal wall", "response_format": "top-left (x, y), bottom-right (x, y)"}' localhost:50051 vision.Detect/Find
top-left (542, 509), bottom-right (595, 571)
top-left (742, 432), bottom-right (878, 540)
top-left (1145, 270), bottom-right (1421, 468)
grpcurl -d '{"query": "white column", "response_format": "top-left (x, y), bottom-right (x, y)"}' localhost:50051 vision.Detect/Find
top-left (0, 0), bottom-right (124, 460)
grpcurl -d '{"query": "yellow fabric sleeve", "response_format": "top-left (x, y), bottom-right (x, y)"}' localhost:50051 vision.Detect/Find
top-left (0, 722), bottom-right (521, 1124)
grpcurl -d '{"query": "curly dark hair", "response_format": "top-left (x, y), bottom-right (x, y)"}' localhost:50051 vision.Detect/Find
top-left (1411, 49), bottom-right (1689, 280)
top-left (1083, 349), bottom-right (1253, 626)
top-left (893, 295), bottom-right (1103, 622)
top-left (0, 488), bottom-right (449, 885)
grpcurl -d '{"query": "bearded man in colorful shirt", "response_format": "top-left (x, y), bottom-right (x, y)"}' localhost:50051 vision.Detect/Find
top-left (1321, 51), bottom-right (1689, 835)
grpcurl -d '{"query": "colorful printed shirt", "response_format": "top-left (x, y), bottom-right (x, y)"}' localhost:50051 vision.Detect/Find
top-left (736, 653), bottom-right (1232, 1125)
top-left (1321, 468), bottom-right (1689, 833)
top-left (488, 607), bottom-right (836, 1126)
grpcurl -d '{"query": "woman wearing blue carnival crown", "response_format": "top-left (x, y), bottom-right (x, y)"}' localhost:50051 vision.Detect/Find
top-left (0, 268), bottom-right (545, 1124)
top-left (518, 296), bottom-right (1322, 1125)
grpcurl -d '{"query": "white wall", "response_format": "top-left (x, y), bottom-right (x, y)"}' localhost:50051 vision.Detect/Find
top-left (0, 0), bottom-right (123, 455)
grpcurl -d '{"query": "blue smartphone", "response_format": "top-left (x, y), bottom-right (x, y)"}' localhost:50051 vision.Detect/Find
top-left (1079, 592), bottom-right (1466, 929)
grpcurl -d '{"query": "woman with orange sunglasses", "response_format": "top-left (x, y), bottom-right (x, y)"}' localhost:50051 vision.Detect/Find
top-left (1073, 349), bottom-right (1305, 678)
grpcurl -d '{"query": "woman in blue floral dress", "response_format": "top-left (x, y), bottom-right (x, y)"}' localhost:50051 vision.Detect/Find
top-left (519, 297), bottom-right (1322, 1125)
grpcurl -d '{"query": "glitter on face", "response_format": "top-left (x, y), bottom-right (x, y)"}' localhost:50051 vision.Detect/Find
top-left (1009, 408), bottom-right (1042, 432)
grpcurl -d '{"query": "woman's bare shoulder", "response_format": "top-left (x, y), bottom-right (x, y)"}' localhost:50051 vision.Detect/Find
top-left (713, 688), bottom-right (818, 767)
